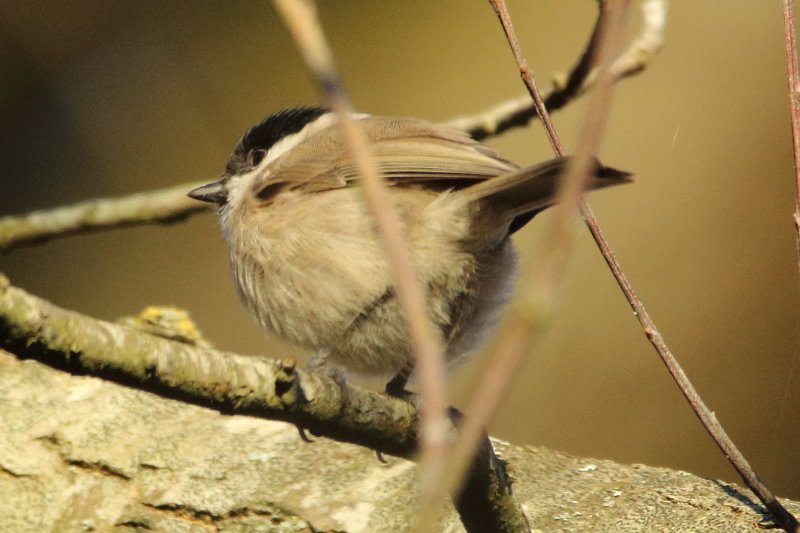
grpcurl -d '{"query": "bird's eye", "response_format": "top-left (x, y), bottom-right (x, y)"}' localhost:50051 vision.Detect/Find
top-left (249, 149), bottom-right (267, 167)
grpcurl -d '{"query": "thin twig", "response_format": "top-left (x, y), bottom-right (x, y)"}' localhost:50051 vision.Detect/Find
top-left (0, 0), bottom-right (667, 255)
top-left (482, 0), bottom-right (800, 532)
top-left (0, 182), bottom-right (209, 252)
top-left (580, 5), bottom-right (799, 533)
top-left (269, 0), bottom-right (451, 528)
top-left (447, 0), bottom-right (667, 140)
top-left (582, 202), bottom-right (800, 533)
top-left (415, 2), bottom-right (630, 525)
top-left (783, 0), bottom-right (800, 272)
top-left (488, 0), bottom-right (565, 155)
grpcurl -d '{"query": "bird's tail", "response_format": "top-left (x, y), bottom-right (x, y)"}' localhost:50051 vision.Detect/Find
top-left (453, 156), bottom-right (632, 233)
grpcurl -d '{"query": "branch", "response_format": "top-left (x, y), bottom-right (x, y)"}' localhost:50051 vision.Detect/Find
top-left (417, 0), bottom-right (630, 526)
top-left (782, 0), bottom-right (800, 272)
top-left (0, 1), bottom-right (666, 254)
top-left (269, 1), bottom-right (451, 527)
top-left (446, 0), bottom-right (667, 140)
top-left (0, 274), bottom-right (527, 533)
top-left (3, 350), bottom-right (796, 530)
top-left (474, 1), bottom-right (800, 532)
top-left (580, 206), bottom-right (800, 533)
top-left (0, 182), bottom-right (210, 252)
top-left (0, 275), bottom-right (412, 450)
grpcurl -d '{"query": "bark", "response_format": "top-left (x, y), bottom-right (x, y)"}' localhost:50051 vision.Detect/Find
top-left (1, 350), bottom-right (795, 532)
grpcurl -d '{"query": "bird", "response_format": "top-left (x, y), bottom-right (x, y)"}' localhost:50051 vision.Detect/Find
top-left (188, 106), bottom-right (630, 393)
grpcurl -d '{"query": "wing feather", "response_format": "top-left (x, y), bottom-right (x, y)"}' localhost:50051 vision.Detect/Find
top-left (263, 116), bottom-right (518, 193)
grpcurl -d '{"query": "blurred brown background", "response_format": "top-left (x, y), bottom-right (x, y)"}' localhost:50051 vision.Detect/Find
top-left (2, 1), bottom-right (798, 501)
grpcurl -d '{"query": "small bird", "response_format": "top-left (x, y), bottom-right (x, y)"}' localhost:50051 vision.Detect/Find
top-left (189, 107), bottom-right (630, 392)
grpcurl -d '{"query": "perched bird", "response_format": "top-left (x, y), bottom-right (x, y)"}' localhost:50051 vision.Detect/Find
top-left (188, 107), bottom-right (630, 391)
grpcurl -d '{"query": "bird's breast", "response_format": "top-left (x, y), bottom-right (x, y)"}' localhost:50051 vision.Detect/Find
top-left (220, 186), bottom-right (485, 374)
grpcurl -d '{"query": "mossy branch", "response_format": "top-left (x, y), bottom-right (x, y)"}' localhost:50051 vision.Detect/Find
top-left (0, 274), bottom-right (526, 532)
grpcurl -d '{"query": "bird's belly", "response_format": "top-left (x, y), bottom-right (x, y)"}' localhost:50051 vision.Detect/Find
top-left (231, 233), bottom-right (390, 354)
top-left (225, 188), bottom-right (511, 375)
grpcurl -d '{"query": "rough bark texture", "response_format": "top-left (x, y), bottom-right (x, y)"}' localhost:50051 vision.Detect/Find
top-left (0, 277), bottom-right (527, 532)
top-left (1, 350), bottom-right (796, 532)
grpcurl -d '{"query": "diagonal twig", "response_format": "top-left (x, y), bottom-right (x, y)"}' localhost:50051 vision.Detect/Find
top-left (414, 1), bottom-right (631, 527)
top-left (783, 0), bottom-right (800, 272)
top-left (477, 0), bottom-right (799, 532)
top-left (588, 200), bottom-right (800, 533)
top-left (269, 0), bottom-right (453, 529)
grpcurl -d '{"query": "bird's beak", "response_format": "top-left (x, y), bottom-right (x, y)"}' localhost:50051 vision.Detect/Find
top-left (187, 180), bottom-right (227, 204)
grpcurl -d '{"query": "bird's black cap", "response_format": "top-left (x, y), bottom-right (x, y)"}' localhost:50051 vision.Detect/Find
top-left (225, 106), bottom-right (330, 176)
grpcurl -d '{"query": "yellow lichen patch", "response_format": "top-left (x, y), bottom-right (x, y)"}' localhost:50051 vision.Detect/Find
top-left (117, 306), bottom-right (213, 348)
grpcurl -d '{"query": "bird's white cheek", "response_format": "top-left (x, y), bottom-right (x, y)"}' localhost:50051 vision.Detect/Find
top-left (218, 173), bottom-right (261, 244)
top-left (225, 173), bottom-right (256, 213)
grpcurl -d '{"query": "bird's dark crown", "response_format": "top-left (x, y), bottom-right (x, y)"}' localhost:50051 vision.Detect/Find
top-left (225, 106), bottom-right (330, 176)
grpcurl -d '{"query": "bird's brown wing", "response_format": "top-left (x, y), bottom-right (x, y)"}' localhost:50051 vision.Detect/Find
top-left (264, 116), bottom-right (519, 194)
top-left (259, 115), bottom-right (630, 234)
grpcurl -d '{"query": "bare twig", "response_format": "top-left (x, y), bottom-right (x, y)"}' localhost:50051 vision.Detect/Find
top-left (0, 274), bottom-right (525, 533)
top-left (0, 182), bottom-right (209, 252)
top-left (578, 5), bottom-right (798, 532)
top-left (783, 0), bottom-right (800, 271)
top-left (488, 0), bottom-right (565, 155)
top-left (585, 206), bottom-right (800, 533)
top-left (447, 0), bottom-right (667, 140)
top-left (475, 0), bottom-right (800, 532)
top-left (0, 2), bottom-right (666, 255)
top-left (415, 1), bottom-right (630, 525)
top-left (269, 0), bottom-right (451, 528)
